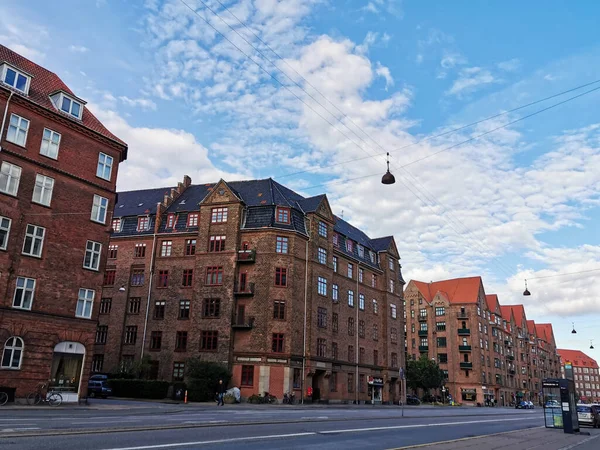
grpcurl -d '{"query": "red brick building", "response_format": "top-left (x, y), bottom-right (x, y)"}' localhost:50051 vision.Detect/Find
top-left (97, 176), bottom-right (406, 403)
top-left (404, 277), bottom-right (560, 406)
top-left (558, 349), bottom-right (600, 403)
top-left (0, 45), bottom-right (127, 402)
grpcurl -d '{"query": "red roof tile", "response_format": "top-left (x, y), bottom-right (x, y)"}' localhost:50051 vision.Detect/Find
top-left (412, 277), bottom-right (482, 304)
top-left (557, 349), bottom-right (599, 369)
top-left (536, 323), bottom-right (555, 345)
top-left (527, 319), bottom-right (536, 336)
top-left (0, 44), bottom-right (126, 148)
top-left (499, 305), bottom-right (514, 322)
top-left (486, 294), bottom-right (499, 312)
top-left (505, 305), bottom-right (527, 328)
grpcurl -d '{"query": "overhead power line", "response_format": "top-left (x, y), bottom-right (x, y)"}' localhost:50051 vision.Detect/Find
top-left (527, 268), bottom-right (600, 281)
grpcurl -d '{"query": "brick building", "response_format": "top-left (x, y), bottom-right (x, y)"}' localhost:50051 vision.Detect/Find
top-left (558, 349), bottom-right (600, 403)
top-left (404, 277), bottom-right (560, 406)
top-left (97, 176), bottom-right (406, 403)
top-left (0, 45), bottom-right (127, 402)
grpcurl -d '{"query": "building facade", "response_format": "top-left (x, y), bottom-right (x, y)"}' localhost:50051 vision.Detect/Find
top-left (558, 349), bottom-right (600, 403)
top-left (97, 176), bottom-right (406, 403)
top-left (0, 45), bottom-right (127, 402)
top-left (404, 277), bottom-right (560, 406)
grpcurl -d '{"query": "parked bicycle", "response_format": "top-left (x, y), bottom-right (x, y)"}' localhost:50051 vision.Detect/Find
top-left (282, 391), bottom-right (295, 404)
top-left (26, 383), bottom-right (62, 407)
top-left (0, 391), bottom-right (8, 406)
top-left (261, 391), bottom-right (277, 404)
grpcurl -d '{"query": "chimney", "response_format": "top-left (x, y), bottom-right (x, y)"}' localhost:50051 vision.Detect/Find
top-left (155, 203), bottom-right (164, 232)
top-left (183, 175), bottom-right (192, 187)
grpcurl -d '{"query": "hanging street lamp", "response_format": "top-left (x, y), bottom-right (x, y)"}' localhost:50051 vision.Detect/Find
top-left (381, 152), bottom-right (396, 185)
top-left (523, 279), bottom-right (531, 296)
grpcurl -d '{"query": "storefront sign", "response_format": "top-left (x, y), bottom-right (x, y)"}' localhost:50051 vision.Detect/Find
top-left (368, 376), bottom-right (384, 386)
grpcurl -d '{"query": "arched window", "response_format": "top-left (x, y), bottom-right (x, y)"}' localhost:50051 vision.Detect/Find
top-left (1, 337), bottom-right (24, 369)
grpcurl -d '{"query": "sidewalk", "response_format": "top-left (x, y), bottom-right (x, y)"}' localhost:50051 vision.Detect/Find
top-left (398, 427), bottom-right (600, 450)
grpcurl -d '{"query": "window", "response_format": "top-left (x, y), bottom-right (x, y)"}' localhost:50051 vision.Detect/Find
top-left (389, 279), bottom-right (395, 293)
top-left (209, 235), bottom-right (226, 252)
top-left (0, 216), bottom-right (11, 250)
top-left (22, 224), bottom-right (45, 257)
top-left (135, 243), bottom-right (147, 258)
top-left (6, 114), bottom-right (29, 146)
top-left (436, 322), bottom-right (446, 332)
top-left (201, 331), bottom-right (219, 351)
top-left (272, 333), bottom-right (284, 353)
top-left (31, 174), bottom-right (55, 206)
top-left (83, 240), bottom-right (102, 271)
top-left (373, 350), bottom-right (379, 366)
top-left (276, 236), bottom-right (288, 254)
top-left (419, 308), bottom-right (427, 318)
top-left (131, 269), bottom-right (145, 286)
top-left (275, 267), bottom-right (287, 286)
top-left (60, 95), bottom-right (83, 118)
top-left (112, 218), bottom-right (122, 232)
top-left (159, 240), bottom-right (172, 257)
top-left (358, 268), bottom-right (364, 283)
top-left (348, 345), bottom-right (355, 363)
top-left (0, 162), bottom-right (21, 196)
top-left (173, 362), bottom-right (185, 381)
top-left (108, 245), bottom-right (118, 259)
top-left (390, 304), bottom-right (397, 319)
top-left (100, 298), bottom-right (112, 314)
top-left (275, 207), bottom-right (290, 224)
top-left (332, 256), bottom-right (338, 272)
top-left (359, 320), bottom-right (365, 338)
top-left (391, 327), bottom-right (398, 343)
top-left (346, 240), bottom-right (353, 253)
top-left (96, 326), bottom-right (108, 344)
top-left (158, 270), bottom-right (169, 287)
top-left (175, 331), bottom-right (188, 351)
top-left (348, 290), bottom-right (354, 307)
top-left (273, 301), bottom-right (286, 320)
top-left (348, 317), bottom-right (355, 336)
top-left (333, 233), bottom-right (339, 247)
top-left (359, 294), bottom-right (365, 311)
top-left (437, 337), bottom-right (447, 347)
top-left (332, 313), bottom-right (339, 333)
top-left (211, 207), bottom-right (228, 223)
top-left (391, 352), bottom-right (398, 368)
top-left (150, 331), bottom-right (162, 350)
top-left (318, 247), bottom-right (327, 264)
top-left (332, 284), bottom-right (339, 302)
top-left (1, 337), bottom-right (24, 369)
top-left (389, 258), bottom-right (395, 270)
top-left (179, 300), bottom-right (191, 319)
top-left (318, 221), bottom-right (327, 237)
top-left (205, 266), bottom-right (223, 285)
top-left (317, 276), bottom-right (327, 296)
top-left (96, 153), bottom-right (114, 181)
top-left (137, 217), bottom-right (150, 232)
top-left (185, 239), bottom-right (196, 256)
top-left (438, 353), bottom-right (448, 364)
top-left (317, 338), bottom-right (326, 357)
top-left (372, 324), bottom-right (379, 341)
top-left (166, 214), bottom-right (176, 228)
top-left (128, 297), bottom-right (141, 314)
top-left (318, 307), bottom-right (327, 328)
top-left (76, 288), bottom-right (95, 318)
top-left (332, 342), bottom-right (338, 359)
top-left (420, 337), bottom-right (428, 347)
top-left (330, 372), bottom-right (338, 392)
top-left (242, 365), bottom-right (254, 386)
top-left (13, 277), bottom-right (35, 310)
top-left (435, 307), bottom-right (445, 316)
top-left (2, 65), bottom-right (29, 93)
top-left (91, 195), bottom-right (108, 224)
top-left (187, 213), bottom-right (199, 227)
top-left (373, 299), bottom-right (378, 314)
top-left (92, 355), bottom-right (104, 373)
top-left (348, 373), bottom-right (355, 393)
top-left (347, 263), bottom-right (354, 278)
top-left (154, 301), bottom-right (166, 319)
top-left (203, 298), bottom-right (221, 317)
top-left (182, 269), bottom-right (193, 287)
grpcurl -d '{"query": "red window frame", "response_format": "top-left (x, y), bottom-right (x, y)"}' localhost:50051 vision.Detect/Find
top-left (134, 244), bottom-right (146, 258)
top-left (111, 218), bottom-right (121, 232)
top-left (211, 207), bottom-right (228, 223)
top-left (108, 245), bottom-right (118, 259)
top-left (273, 301), bottom-right (285, 320)
top-left (274, 267), bottom-right (287, 287)
top-left (137, 216), bottom-right (150, 232)
top-left (205, 266), bottom-right (223, 286)
top-left (103, 269), bottom-right (116, 286)
top-left (182, 269), bottom-right (194, 287)
top-left (187, 212), bottom-right (199, 227)
top-left (241, 365), bottom-right (254, 386)
top-left (158, 270), bottom-right (169, 288)
top-left (185, 239), bottom-right (196, 256)
top-left (175, 331), bottom-right (188, 351)
top-left (275, 207), bottom-right (290, 224)
top-left (209, 235), bottom-right (226, 252)
top-left (200, 330), bottom-right (218, 351)
top-left (272, 333), bottom-right (285, 353)
top-left (166, 213), bottom-right (176, 229)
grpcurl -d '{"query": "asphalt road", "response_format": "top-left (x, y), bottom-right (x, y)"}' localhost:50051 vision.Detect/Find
top-left (0, 401), bottom-right (547, 449)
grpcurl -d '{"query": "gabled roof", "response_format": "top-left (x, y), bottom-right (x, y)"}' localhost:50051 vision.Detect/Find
top-left (0, 44), bottom-right (126, 147)
top-left (526, 320), bottom-right (536, 336)
top-left (557, 349), bottom-right (599, 369)
top-left (114, 187), bottom-right (171, 217)
top-left (297, 194), bottom-right (326, 213)
top-left (485, 294), bottom-right (499, 313)
top-left (371, 236), bottom-right (394, 252)
top-left (505, 305), bottom-right (526, 328)
top-left (411, 277), bottom-right (483, 304)
top-left (536, 323), bottom-right (555, 344)
top-left (499, 305), bottom-right (514, 322)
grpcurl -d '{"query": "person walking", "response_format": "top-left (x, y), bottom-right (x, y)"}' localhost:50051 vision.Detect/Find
top-left (216, 379), bottom-right (226, 406)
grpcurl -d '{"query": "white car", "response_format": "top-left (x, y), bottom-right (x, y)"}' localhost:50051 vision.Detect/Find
top-left (577, 404), bottom-right (594, 426)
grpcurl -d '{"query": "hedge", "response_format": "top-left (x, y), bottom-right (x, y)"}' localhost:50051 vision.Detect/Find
top-left (108, 379), bottom-right (170, 399)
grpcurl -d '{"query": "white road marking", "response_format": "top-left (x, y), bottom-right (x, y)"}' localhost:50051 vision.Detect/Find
top-left (301, 416), bottom-right (329, 419)
top-left (0, 428), bottom-right (41, 432)
top-left (70, 420), bottom-right (141, 425)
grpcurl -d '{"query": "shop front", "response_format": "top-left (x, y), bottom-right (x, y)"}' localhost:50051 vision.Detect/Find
top-left (461, 388), bottom-right (477, 404)
top-left (482, 386), bottom-right (495, 406)
top-left (49, 342), bottom-right (86, 403)
top-left (368, 376), bottom-right (384, 404)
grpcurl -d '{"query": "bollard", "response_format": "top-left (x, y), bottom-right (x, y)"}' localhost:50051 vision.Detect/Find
top-left (184, 390), bottom-right (188, 404)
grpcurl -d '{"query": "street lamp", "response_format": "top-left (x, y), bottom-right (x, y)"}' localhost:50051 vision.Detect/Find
top-left (591, 340), bottom-right (594, 350)
top-left (523, 279), bottom-right (531, 296)
top-left (119, 286), bottom-right (126, 292)
top-left (571, 322), bottom-right (577, 334)
top-left (381, 153), bottom-right (396, 185)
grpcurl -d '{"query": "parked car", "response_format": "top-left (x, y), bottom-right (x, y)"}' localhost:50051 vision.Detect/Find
top-left (545, 400), bottom-right (560, 408)
top-left (527, 401), bottom-right (534, 409)
top-left (516, 400), bottom-right (533, 409)
top-left (406, 395), bottom-right (421, 405)
top-left (88, 379), bottom-right (112, 398)
top-left (577, 404), bottom-right (594, 426)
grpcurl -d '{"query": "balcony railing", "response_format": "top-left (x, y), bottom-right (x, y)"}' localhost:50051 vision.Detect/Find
top-left (237, 249), bottom-right (256, 263)
top-left (418, 315), bottom-right (428, 322)
top-left (234, 282), bottom-right (255, 296)
top-left (458, 328), bottom-right (470, 336)
top-left (418, 330), bottom-right (428, 337)
top-left (457, 312), bottom-right (469, 319)
top-left (458, 345), bottom-right (472, 352)
top-left (460, 362), bottom-right (473, 369)
top-left (418, 345), bottom-right (429, 353)
top-left (232, 316), bottom-right (255, 330)
top-left (507, 355), bottom-right (515, 361)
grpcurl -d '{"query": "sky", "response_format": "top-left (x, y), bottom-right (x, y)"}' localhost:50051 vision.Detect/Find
top-left (2, 0), bottom-right (599, 360)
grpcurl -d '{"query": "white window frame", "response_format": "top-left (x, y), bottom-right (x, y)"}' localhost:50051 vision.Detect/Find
top-left (317, 276), bottom-right (327, 296)
top-left (83, 240), bottom-right (102, 271)
top-left (76, 288), bottom-right (95, 319)
top-left (60, 94), bottom-right (83, 119)
top-left (389, 258), bottom-right (395, 270)
top-left (0, 161), bottom-right (22, 196)
top-left (161, 240), bottom-right (173, 257)
top-left (348, 290), bottom-right (354, 307)
top-left (318, 247), bottom-right (327, 265)
top-left (1, 337), bottom-right (24, 370)
top-left (332, 284), bottom-right (339, 302)
top-left (22, 224), bottom-right (45, 258)
top-left (0, 215), bottom-right (11, 250)
top-left (96, 153), bottom-right (114, 181)
top-left (32, 174), bottom-right (55, 206)
top-left (318, 220), bottom-right (327, 237)
top-left (372, 299), bottom-right (378, 314)
top-left (391, 304), bottom-right (397, 319)
top-left (389, 279), bottom-right (395, 293)
top-left (91, 195), bottom-right (108, 224)
top-left (40, 128), bottom-right (61, 159)
top-left (359, 294), bottom-right (365, 311)
top-left (1, 64), bottom-right (31, 94)
top-left (13, 277), bottom-right (35, 310)
top-left (6, 114), bottom-right (30, 147)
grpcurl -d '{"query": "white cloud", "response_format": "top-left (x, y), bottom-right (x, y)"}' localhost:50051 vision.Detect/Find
top-left (375, 62), bottom-right (394, 89)
top-left (119, 96), bottom-right (158, 111)
top-left (0, 10), bottom-right (48, 61)
top-left (447, 66), bottom-right (499, 97)
top-left (440, 52), bottom-right (467, 69)
top-left (69, 45), bottom-right (89, 53)
top-left (497, 58), bottom-right (520, 72)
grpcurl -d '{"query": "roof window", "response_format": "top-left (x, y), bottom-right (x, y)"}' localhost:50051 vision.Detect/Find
top-left (49, 91), bottom-right (85, 120)
top-left (1, 64), bottom-right (31, 94)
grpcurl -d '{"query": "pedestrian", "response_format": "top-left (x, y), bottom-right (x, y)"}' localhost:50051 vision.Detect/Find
top-left (216, 379), bottom-right (226, 406)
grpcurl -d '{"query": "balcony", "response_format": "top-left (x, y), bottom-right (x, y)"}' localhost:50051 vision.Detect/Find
top-left (507, 355), bottom-right (515, 361)
top-left (232, 316), bottom-right (255, 330)
top-left (234, 282), bottom-right (255, 296)
top-left (460, 362), bottom-right (473, 370)
top-left (418, 330), bottom-right (428, 337)
top-left (418, 315), bottom-right (428, 322)
top-left (509, 368), bottom-right (516, 375)
top-left (458, 328), bottom-right (470, 336)
top-left (458, 345), bottom-right (472, 352)
top-left (457, 312), bottom-right (469, 319)
top-left (418, 345), bottom-right (429, 353)
top-left (237, 249), bottom-right (256, 263)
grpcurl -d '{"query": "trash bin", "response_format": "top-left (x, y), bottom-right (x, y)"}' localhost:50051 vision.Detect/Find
top-left (0, 386), bottom-right (16, 403)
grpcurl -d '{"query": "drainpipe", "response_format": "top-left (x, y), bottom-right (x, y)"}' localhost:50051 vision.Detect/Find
top-left (0, 91), bottom-right (14, 151)
top-left (301, 233), bottom-right (309, 404)
top-left (140, 232), bottom-right (158, 360)
top-left (356, 262), bottom-right (359, 404)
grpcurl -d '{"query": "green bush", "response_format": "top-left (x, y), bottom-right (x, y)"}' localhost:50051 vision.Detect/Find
top-left (247, 394), bottom-right (261, 404)
top-left (185, 358), bottom-right (231, 402)
top-left (108, 379), bottom-right (170, 399)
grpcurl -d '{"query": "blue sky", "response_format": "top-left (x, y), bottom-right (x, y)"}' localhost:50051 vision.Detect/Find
top-left (2, 0), bottom-right (599, 359)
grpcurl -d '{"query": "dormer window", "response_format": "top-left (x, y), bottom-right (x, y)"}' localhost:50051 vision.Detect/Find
top-left (1, 64), bottom-right (31, 94)
top-left (275, 207), bottom-right (290, 224)
top-left (166, 214), bottom-right (176, 228)
top-left (346, 240), bottom-right (353, 253)
top-left (49, 91), bottom-right (85, 120)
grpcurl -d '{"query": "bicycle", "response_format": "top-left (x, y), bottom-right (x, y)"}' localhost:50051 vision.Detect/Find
top-left (26, 383), bottom-right (62, 407)
top-left (0, 392), bottom-right (8, 406)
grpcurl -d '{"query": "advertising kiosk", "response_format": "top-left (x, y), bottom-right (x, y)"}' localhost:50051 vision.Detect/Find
top-left (542, 378), bottom-right (579, 434)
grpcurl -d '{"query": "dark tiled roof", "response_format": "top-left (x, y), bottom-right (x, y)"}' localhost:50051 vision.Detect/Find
top-left (0, 44), bottom-right (126, 146)
top-left (371, 236), bottom-right (393, 252)
top-left (114, 187), bottom-right (170, 218)
top-left (165, 184), bottom-right (212, 213)
top-left (297, 195), bottom-right (325, 213)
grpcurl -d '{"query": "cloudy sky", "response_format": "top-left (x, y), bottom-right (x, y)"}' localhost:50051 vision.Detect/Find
top-left (3, 0), bottom-right (599, 359)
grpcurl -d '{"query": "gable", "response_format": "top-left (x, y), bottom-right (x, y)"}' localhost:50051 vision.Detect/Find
top-left (200, 179), bottom-right (241, 205)
top-left (315, 195), bottom-right (334, 222)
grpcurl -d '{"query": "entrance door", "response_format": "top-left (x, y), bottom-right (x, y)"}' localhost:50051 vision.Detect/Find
top-left (51, 342), bottom-right (85, 403)
top-left (312, 372), bottom-right (322, 402)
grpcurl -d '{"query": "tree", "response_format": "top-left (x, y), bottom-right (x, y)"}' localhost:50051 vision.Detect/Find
top-left (186, 358), bottom-right (231, 402)
top-left (406, 355), bottom-right (445, 394)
